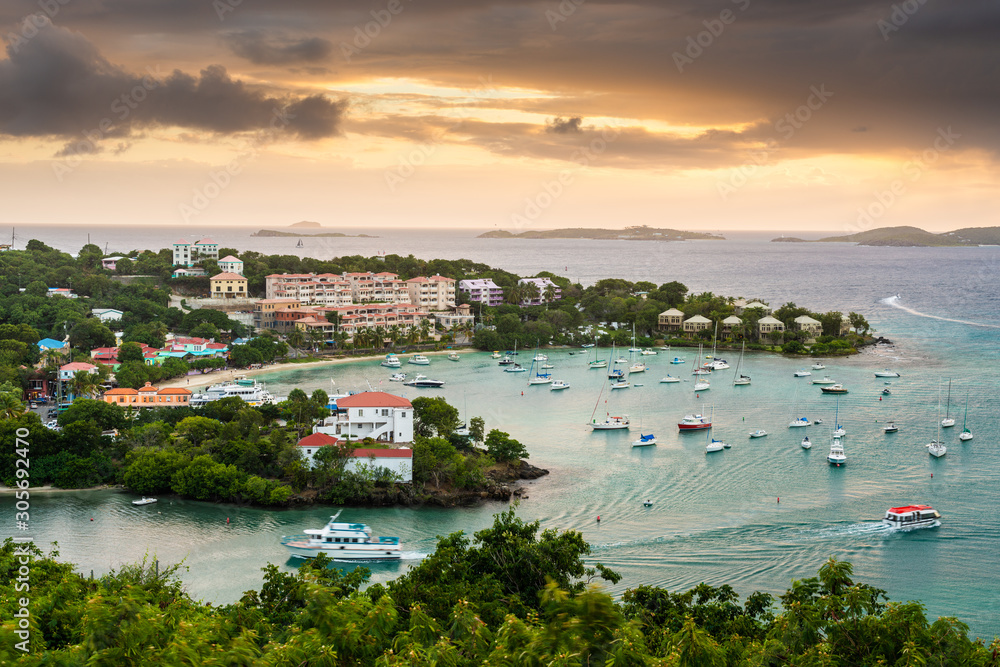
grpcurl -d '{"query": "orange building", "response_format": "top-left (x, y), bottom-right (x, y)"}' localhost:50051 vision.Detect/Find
top-left (102, 382), bottom-right (192, 408)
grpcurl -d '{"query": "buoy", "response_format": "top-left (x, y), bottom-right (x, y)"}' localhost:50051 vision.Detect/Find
top-left (226, 517), bottom-right (230, 524)
top-left (879, 397), bottom-right (882, 401)
top-left (597, 515), bottom-right (601, 522)
top-left (521, 391), bottom-right (523, 396)
top-left (777, 497), bottom-right (780, 503)
top-left (931, 473), bottom-right (933, 478)
top-left (90, 518), bottom-right (94, 521)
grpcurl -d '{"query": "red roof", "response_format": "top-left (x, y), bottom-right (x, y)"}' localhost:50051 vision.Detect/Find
top-left (105, 387), bottom-right (138, 395)
top-left (219, 255), bottom-right (241, 262)
top-left (61, 362), bottom-right (98, 372)
top-left (336, 392), bottom-right (412, 408)
top-left (888, 505), bottom-right (933, 514)
top-left (352, 448), bottom-right (412, 458)
top-left (211, 272), bottom-right (246, 281)
top-left (297, 432), bottom-right (341, 448)
top-left (159, 387), bottom-right (193, 395)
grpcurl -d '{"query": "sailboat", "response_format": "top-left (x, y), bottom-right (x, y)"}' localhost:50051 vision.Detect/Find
top-left (628, 324), bottom-right (647, 373)
top-left (927, 386), bottom-right (947, 457)
top-left (608, 343), bottom-right (626, 381)
top-left (959, 391), bottom-right (973, 441)
top-left (692, 344), bottom-right (710, 391)
top-left (296, 239), bottom-right (304, 248)
top-left (589, 376), bottom-right (630, 430)
top-left (732, 340), bottom-right (750, 386)
top-left (588, 343), bottom-right (608, 369)
top-left (831, 396), bottom-right (845, 438)
top-left (631, 399), bottom-right (656, 446)
top-left (527, 348), bottom-right (553, 385)
top-left (705, 406), bottom-right (727, 452)
top-left (940, 378), bottom-right (956, 427)
top-left (703, 322), bottom-right (729, 370)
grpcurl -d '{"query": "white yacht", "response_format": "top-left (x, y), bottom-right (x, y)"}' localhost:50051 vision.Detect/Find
top-left (628, 362), bottom-right (647, 373)
top-left (789, 417), bottom-right (811, 428)
top-left (811, 362), bottom-right (826, 370)
top-left (659, 375), bottom-right (681, 383)
top-left (749, 429), bottom-right (768, 438)
top-left (528, 373), bottom-right (554, 386)
top-left (927, 440), bottom-right (947, 458)
top-left (882, 505), bottom-right (941, 530)
top-left (533, 353), bottom-right (548, 362)
top-left (491, 351), bottom-right (502, 359)
top-left (132, 497), bottom-right (157, 506)
top-left (447, 352), bottom-right (460, 361)
top-left (703, 359), bottom-right (729, 370)
top-left (610, 379), bottom-right (631, 390)
top-left (793, 369), bottom-right (812, 377)
top-left (550, 380), bottom-right (570, 391)
top-left (189, 377), bottom-right (280, 407)
top-left (882, 422), bottom-right (898, 433)
top-left (811, 376), bottom-right (837, 385)
top-left (828, 440), bottom-right (846, 465)
top-left (408, 355), bottom-right (430, 365)
top-left (380, 353), bottom-right (401, 368)
top-left (800, 436), bottom-right (812, 449)
top-left (640, 348), bottom-right (657, 356)
top-left (591, 415), bottom-right (630, 430)
top-left (706, 438), bottom-right (726, 453)
top-left (632, 433), bottom-right (657, 447)
top-left (389, 372), bottom-right (406, 382)
top-left (403, 374), bottom-right (445, 388)
top-left (282, 512), bottom-right (402, 560)
top-left (693, 378), bottom-right (710, 392)
top-left (874, 369), bottom-right (900, 378)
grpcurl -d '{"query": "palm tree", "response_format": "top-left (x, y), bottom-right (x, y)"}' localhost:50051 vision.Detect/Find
top-left (287, 328), bottom-right (305, 354)
top-left (70, 370), bottom-right (99, 399)
top-left (0, 392), bottom-right (25, 420)
top-left (504, 284), bottom-right (524, 306)
top-left (522, 282), bottom-right (541, 307)
top-left (542, 284), bottom-right (557, 309)
top-left (418, 318), bottom-right (432, 343)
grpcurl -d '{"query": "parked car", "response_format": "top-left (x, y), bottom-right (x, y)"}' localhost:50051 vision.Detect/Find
top-left (47, 409), bottom-right (58, 418)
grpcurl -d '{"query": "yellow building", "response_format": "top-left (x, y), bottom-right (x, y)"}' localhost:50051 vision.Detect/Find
top-left (210, 272), bottom-right (248, 299)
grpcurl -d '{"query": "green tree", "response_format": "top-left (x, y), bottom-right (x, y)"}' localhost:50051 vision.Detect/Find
top-left (484, 429), bottom-right (529, 462)
top-left (69, 318), bottom-right (116, 351)
top-left (848, 311), bottom-right (870, 335)
top-left (58, 399), bottom-right (125, 431)
top-left (117, 341), bottom-right (145, 364)
top-left (469, 416), bottom-right (485, 444)
top-left (411, 396), bottom-right (461, 438)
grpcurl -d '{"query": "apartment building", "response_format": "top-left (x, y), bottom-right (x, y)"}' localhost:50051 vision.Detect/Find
top-left (518, 277), bottom-right (561, 306)
top-left (172, 238), bottom-right (219, 267)
top-left (253, 299), bottom-right (301, 330)
top-left (406, 275), bottom-right (455, 311)
top-left (458, 279), bottom-right (504, 307)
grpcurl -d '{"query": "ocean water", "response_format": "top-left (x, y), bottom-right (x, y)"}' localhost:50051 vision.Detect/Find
top-left (3, 228), bottom-right (1000, 637)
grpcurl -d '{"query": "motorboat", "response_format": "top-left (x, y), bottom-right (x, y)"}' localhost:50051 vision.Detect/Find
top-left (498, 355), bottom-right (514, 366)
top-left (380, 353), bottom-right (401, 368)
top-left (550, 380), bottom-right (570, 390)
top-left (282, 512), bottom-right (402, 560)
top-left (793, 370), bottom-right (812, 377)
top-left (591, 415), bottom-right (630, 430)
top-left (642, 500), bottom-right (654, 506)
top-left (408, 355), bottom-right (430, 365)
top-left (749, 429), bottom-right (768, 438)
top-left (811, 376), bottom-right (837, 385)
top-left (659, 375), bottom-right (681, 383)
top-left (788, 417), bottom-right (811, 428)
top-left (389, 372), bottom-right (407, 382)
top-left (628, 346), bottom-right (641, 353)
top-left (628, 362), bottom-right (647, 373)
top-left (678, 414), bottom-right (711, 430)
top-left (693, 378), bottom-right (710, 392)
top-left (874, 369), bottom-right (900, 378)
top-left (882, 388), bottom-right (891, 395)
top-left (882, 422), bottom-right (898, 433)
top-left (190, 376), bottom-right (279, 407)
top-left (828, 440), bottom-right (846, 465)
top-left (927, 440), bottom-right (947, 458)
top-left (632, 433), bottom-right (657, 447)
top-left (801, 436), bottom-right (812, 449)
top-left (813, 418), bottom-right (824, 425)
top-left (608, 368), bottom-right (625, 380)
top-left (820, 384), bottom-right (848, 394)
top-left (504, 364), bottom-right (527, 373)
top-left (132, 497), bottom-right (157, 506)
top-left (533, 353), bottom-right (548, 362)
top-left (448, 352), bottom-right (460, 361)
top-left (811, 363), bottom-right (826, 370)
top-left (881, 505), bottom-right (941, 530)
top-left (614, 357), bottom-right (628, 364)
top-left (703, 359), bottom-right (729, 370)
top-left (541, 363), bottom-right (554, 369)
top-left (706, 438), bottom-right (726, 453)
top-left (670, 357), bottom-right (685, 364)
top-left (692, 368), bottom-right (711, 375)
top-left (610, 380), bottom-right (631, 390)
top-left (403, 374), bottom-right (445, 388)
top-left (581, 343), bottom-right (595, 348)
top-left (491, 351), bottom-right (501, 359)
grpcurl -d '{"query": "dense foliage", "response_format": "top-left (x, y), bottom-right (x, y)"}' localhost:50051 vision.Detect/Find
top-left (2, 512), bottom-right (996, 666)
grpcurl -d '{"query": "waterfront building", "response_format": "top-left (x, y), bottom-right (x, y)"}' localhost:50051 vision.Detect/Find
top-left (518, 277), bottom-right (561, 306)
top-left (315, 392), bottom-right (414, 444)
top-left (210, 272), bottom-right (248, 299)
top-left (458, 279), bottom-right (504, 306)
top-left (721, 315), bottom-right (742, 334)
top-left (682, 314), bottom-right (713, 333)
top-left (296, 432), bottom-right (413, 481)
top-left (757, 316), bottom-right (786, 335)
top-left (253, 299), bottom-right (302, 330)
top-left (406, 275), bottom-right (456, 311)
top-left (658, 308), bottom-right (685, 331)
top-left (102, 382), bottom-right (192, 408)
top-left (433, 304), bottom-right (475, 330)
top-left (793, 315), bottom-right (823, 336)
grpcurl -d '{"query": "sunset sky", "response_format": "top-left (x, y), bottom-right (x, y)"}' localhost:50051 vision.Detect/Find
top-left (0, 0), bottom-right (995, 232)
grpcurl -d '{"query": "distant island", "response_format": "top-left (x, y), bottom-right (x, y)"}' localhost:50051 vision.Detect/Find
top-left (288, 220), bottom-right (322, 229)
top-left (478, 225), bottom-right (724, 241)
top-left (771, 236), bottom-right (807, 243)
top-left (770, 225), bottom-right (1000, 247)
top-left (251, 228), bottom-right (377, 238)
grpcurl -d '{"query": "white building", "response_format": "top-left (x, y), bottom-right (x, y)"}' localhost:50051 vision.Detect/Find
top-left (172, 238), bottom-right (219, 267)
top-left (295, 432), bottom-right (413, 482)
top-left (518, 277), bottom-right (561, 306)
top-left (406, 275), bottom-right (456, 312)
top-left (793, 315), bottom-right (823, 336)
top-left (58, 362), bottom-right (99, 381)
top-left (315, 392), bottom-right (413, 444)
top-left (218, 255), bottom-right (244, 276)
top-left (91, 308), bottom-right (124, 323)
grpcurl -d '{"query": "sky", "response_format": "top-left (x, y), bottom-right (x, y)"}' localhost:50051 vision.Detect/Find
top-left (0, 0), bottom-right (996, 233)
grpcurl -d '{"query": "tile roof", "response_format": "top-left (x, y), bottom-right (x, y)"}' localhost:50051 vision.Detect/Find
top-left (336, 392), bottom-right (412, 408)
top-left (211, 272), bottom-right (246, 281)
top-left (352, 448), bottom-right (412, 458)
top-left (297, 432), bottom-right (341, 448)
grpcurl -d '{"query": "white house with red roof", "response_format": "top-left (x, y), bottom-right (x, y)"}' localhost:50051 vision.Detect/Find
top-left (217, 255), bottom-right (244, 276)
top-left (296, 432), bottom-right (413, 481)
top-left (315, 391), bottom-right (413, 444)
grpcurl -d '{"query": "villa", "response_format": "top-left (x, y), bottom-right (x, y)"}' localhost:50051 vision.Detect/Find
top-left (296, 432), bottom-right (413, 481)
top-left (217, 255), bottom-right (244, 275)
top-left (793, 315), bottom-right (823, 336)
top-left (757, 316), bottom-right (786, 336)
top-left (682, 314), bottom-right (712, 333)
top-left (315, 392), bottom-right (414, 444)
top-left (102, 382), bottom-right (193, 408)
top-left (210, 272), bottom-right (248, 299)
top-left (657, 308), bottom-right (685, 331)
top-left (518, 277), bottom-right (561, 306)
top-left (173, 238), bottom-right (219, 268)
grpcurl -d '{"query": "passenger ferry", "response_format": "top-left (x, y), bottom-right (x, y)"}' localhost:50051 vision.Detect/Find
top-left (881, 505), bottom-right (941, 530)
top-left (189, 376), bottom-right (280, 407)
top-left (282, 512), bottom-right (402, 560)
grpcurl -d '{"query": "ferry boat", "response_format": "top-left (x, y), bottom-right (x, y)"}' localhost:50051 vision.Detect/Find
top-left (380, 353), bottom-right (401, 368)
top-left (591, 415), bottom-right (630, 430)
top-left (678, 413), bottom-right (711, 430)
top-left (408, 355), bottom-right (430, 365)
top-left (282, 512), bottom-right (402, 560)
top-left (403, 374), bottom-right (444, 388)
top-left (189, 377), bottom-right (280, 407)
top-left (881, 505), bottom-right (940, 530)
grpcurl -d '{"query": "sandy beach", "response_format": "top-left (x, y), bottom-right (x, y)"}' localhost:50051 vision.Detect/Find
top-left (158, 348), bottom-right (466, 391)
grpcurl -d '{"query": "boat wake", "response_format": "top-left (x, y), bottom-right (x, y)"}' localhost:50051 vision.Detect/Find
top-left (805, 522), bottom-right (894, 540)
top-left (883, 295), bottom-right (1000, 329)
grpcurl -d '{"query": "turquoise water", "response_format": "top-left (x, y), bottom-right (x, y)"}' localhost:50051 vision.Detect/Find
top-left (3, 237), bottom-right (1000, 637)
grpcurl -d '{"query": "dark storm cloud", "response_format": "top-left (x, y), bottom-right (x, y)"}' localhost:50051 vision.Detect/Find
top-left (547, 117), bottom-right (582, 134)
top-left (0, 20), bottom-right (346, 144)
top-left (224, 31), bottom-right (333, 65)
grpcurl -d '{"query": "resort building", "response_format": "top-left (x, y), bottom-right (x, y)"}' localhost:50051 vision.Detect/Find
top-left (172, 238), bottom-right (219, 267)
top-left (518, 277), bottom-right (561, 306)
top-left (735, 300), bottom-right (771, 316)
top-left (315, 392), bottom-right (414, 444)
top-left (296, 432), bottom-right (413, 481)
top-left (344, 272), bottom-right (411, 304)
top-left (102, 382), bottom-right (192, 408)
top-left (658, 308), bottom-right (685, 331)
top-left (432, 304), bottom-right (475, 330)
top-left (101, 256), bottom-right (123, 271)
top-left (721, 315), bottom-right (742, 334)
top-left (682, 315), bottom-right (713, 333)
top-left (210, 272), bottom-right (248, 299)
top-left (406, 275), bottom-right (456, 311)
top-left (217, 255), bottom-right (244, 275)
top-left (757, 316), bottom-right (786, 336)
top-left (458, 279), bottom-right (504, 307)
top-left (266, 272), bottom-right (415, 306)
top-left (91, 308), bottom-right (124, 323)
top-left (793, 315), bottom-right (823, 336)
top-left (293, 304), bottom-right (427, 339)
top-left (253, 299), bottom-right (302, 330)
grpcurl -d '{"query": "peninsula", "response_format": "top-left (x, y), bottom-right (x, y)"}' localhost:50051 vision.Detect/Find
top-left (770, 225), bottom-right (1000, 246)
top-left (478, 225), bottom-right (724, 241)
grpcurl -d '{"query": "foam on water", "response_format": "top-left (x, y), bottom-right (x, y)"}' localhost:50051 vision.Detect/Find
top-left (883, 295), bottom-right (1000, 329)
